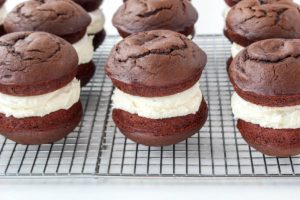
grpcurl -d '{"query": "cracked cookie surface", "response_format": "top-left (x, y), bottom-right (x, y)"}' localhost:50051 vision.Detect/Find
top-left (225, 0), bottom-right (300, 46)
top-left (105, 30), bottom-right (206, 97)
top-left (113, 0), bottom-right (197, 36)
top-left (229, 39), bottom-right (300, 107)
top-left (4, 0), bottom-right (91, 36)
top-left (0, 32), bottom-right (78, 96)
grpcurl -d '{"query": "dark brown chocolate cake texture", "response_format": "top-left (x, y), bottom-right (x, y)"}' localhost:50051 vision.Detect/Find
top-left (224, 0), bottom-right (300, 67)
top-left (105, 30), bottom-right (208, 146)
top-left (0, 32), bottom-right (82, 145)
top-left (113, 0), bottom-right (198, 38)
top-left (4, 0), bottom-right (95, 86)
top-left (229, 39), bottom-right (300, 157)
top-left (73, 0), bottom-right (105, 49)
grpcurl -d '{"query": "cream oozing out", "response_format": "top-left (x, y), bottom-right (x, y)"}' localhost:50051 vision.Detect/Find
top-left (0, 78), bottom-right (81, 118)
top-left (3, 0), bottom-right (26, 14)
top-left (231, 92), bottom-right (300, 129)
top-left (231, 42), bottom-right (245, 58)
top-left (0, 5), bottom-right (6, 25)
top-left (112, 82), bottom-right (203, 119)
top-left (87, 8), bottom-right (105, 35)
top-left (72, 33), bottom-right (94, 65)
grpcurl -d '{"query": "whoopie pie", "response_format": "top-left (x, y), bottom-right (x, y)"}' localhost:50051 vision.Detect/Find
top-left (113, 0), bottom-right (198, 38)
top-left (0, 32), bottom-right (82, 145)
top-left (4, 0), bottom-right (95, 86)
top-left (225, 0), bottom-right (300, 66)
top-left (229, 39), bottom-right (300, 157)
top-left (72, 0), bottom-right (105, 49)
top-left (105, 30), bottom-right (208, 146)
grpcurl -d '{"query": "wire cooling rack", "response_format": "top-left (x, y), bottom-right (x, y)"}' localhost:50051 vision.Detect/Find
top-left (0, 35), bottom-right (299, 178)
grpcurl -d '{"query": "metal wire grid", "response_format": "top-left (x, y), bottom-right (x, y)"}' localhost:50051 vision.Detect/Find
top-left (0, 35), bottom-right (299, 178)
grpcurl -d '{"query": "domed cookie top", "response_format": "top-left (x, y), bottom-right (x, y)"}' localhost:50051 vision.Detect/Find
top-left (72, 0), bottom-right (102, 11)
top-left (113, 0), bottom-right (198, 36)
top-left (0, 32), bottom-right (78, 96)
top-left (229, 39), bottom-right (300, 106)
top-left (226, 0), bottom-right (300, 46)
top-left (4, 0), bottom-right (91, 37)
top-left (106, 30), bottom-right (206, 97)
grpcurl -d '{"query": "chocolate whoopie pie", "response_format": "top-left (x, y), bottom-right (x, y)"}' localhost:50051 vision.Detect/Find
top-left (229, 39), bottom-right (300, 157)
top-left (106, 30), bottom-right (208, 146)
top-left (113, 0), bottom-right (198, 38)
top-left (4, 0), bottom-right (95, 86)
top-left (225, 0), bottom-right (300, 67)
top-left (0, 32), bottom-right (82, 145)
top-left (73, 0), bottom-right (106, 49)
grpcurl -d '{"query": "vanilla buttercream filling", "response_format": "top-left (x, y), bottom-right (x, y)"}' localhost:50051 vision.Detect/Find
top-left (3, 0), bottom-right (26, 14)
top-left (231, 42), bottom-right (245, 58)
top-left (0, 5), bottom-right (6, 25)
top-left (231, 92), bottom-right (300, 129)
top-left (72, 33), bottom-right (94, 65)
top-left (112, 82), bottom-right (203, 119)
top-left (0, 78), bottom-right (80, 118)
top-left (87, 8), bottom-right (105, 35)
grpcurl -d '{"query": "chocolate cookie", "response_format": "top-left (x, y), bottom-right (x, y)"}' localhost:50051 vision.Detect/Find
top-left (77, 61), bottom-right (96, 86)
top-left (92, 29), bottom-right (106, 50)
top-left (106, 30), bottom-right (206, 97)
top-left (113, 98), bottom-right (208, 146)
top-left (4, 0), bottom-right (91, 43)
top-left (238, 120), bottom-right (300, 157)
top-left (4, 0), bottom-right (96, 86)
top-left (0, 102), bottom-right (82, 145)
top-left (229, 38), bottom-right (300, 156)
top-left (0, 32), bottom-right (78, 96)
top-left (0, 32), bottom-right (82, 145)
top-left (229, 39), bottom-right (300, 107)
top-left (113, 0), bottom-right (198, 38)
top-left (225, 0), bottom-right (300, 47)
top-left (106, 30), bottom-right (208, 146)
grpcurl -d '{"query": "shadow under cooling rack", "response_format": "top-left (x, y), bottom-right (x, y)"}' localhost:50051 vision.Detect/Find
top-left (0, 35), bottom-right (299, 178)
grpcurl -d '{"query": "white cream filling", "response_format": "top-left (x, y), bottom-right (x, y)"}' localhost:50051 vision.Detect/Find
top-left (72, 33), bottom-right (94, 65)
top-left (112, 82), bottom-right (203, 119)
top-left (3, 0), bottom-right (26, 14)
top-left (0, 5), bottom-right (6, 25)
top-left (231, 42), bottom-right (245, 58)
top-left (232, 92), bottom-right (300, 129)
top-left (87, 8), bottom-right (105, 35)
top-left (0, 78), bottom-right (80, 118)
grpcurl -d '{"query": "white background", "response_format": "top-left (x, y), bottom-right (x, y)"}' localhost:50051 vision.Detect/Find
top-left (1, 0), bottom-right (300, 199)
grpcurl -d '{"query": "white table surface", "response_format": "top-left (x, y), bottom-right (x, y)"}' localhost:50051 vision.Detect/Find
top-left (1, 1), bottom-right (300, 199)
